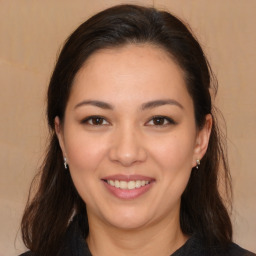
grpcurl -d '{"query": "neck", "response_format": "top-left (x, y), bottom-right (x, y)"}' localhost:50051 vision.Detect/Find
top-left (86, 213), bottom-right (188, 256)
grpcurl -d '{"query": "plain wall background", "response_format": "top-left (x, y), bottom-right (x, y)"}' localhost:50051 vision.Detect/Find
top-left (0, 1), bottom-right (255, 255)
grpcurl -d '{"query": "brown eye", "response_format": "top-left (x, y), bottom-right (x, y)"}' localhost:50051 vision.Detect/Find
top-left (82, 116), bottom-right (109, 126)
top-left (152, 117), bottom-right (165, 125)
top-left (146, 116), bottom-right (176, 126)
top-left (91, 117), bottom-right (104, 125)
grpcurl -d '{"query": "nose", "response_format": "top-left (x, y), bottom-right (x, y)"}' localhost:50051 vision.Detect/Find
top-left (108, 125), bottom-right (147, 167)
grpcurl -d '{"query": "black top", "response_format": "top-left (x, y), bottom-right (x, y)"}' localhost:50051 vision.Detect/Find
top-left (20, 216), bottom-right (255, 256)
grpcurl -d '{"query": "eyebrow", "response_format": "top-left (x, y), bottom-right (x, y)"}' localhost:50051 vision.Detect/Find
top-left (141, 99), bottom-right (184, 110)
top-left (74, 100), bottom-right (114, 110)
top-left (74, 99), bottom-right (183, 110)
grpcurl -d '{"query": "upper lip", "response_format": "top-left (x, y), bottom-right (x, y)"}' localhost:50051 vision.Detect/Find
top-left (101, 174), bottom-right (155, 181)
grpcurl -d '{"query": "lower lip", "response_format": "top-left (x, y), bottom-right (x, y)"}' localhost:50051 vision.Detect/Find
top-left (102, 181), bottom-right (154, 200)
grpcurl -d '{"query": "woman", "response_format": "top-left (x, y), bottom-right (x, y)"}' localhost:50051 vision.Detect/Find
top-left (20, 4), bottom-right (255, 256)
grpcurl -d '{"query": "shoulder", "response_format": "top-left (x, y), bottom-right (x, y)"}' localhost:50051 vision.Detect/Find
top-left (225, 242), bottom-right (256, 256)
top-left (205, 242), bottom-right (255, 256)
top-left (179, 234), bottom-right (255, 256)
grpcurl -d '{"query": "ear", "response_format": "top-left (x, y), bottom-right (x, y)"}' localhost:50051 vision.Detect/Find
top-left (55, 116), bottom-right (67, 158)
top-left (192, 114), bottom-right (212, 167)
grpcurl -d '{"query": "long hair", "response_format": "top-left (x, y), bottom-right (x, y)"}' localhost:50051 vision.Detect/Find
top-left (21, 4), bottom-right (232, 255)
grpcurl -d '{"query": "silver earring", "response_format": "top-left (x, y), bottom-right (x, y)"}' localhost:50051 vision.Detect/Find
top-left (196, 159), bottom-right (200, 169)
top-left (64, 157), bottom-right (68, 169)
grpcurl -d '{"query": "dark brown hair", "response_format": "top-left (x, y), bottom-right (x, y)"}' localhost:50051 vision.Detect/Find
top-left (21, 4), bottom-right (232, 255)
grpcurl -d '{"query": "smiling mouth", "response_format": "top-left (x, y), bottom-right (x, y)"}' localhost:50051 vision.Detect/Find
top-left (104, 180), bottom-right (151, 190)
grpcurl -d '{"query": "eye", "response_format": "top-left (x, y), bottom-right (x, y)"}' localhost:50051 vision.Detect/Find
top-left (146, 116), bottom-right (176, 126)
top-left (81, 116), bottom-right (109, 126)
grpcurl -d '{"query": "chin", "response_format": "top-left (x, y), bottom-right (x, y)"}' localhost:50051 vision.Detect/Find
top-left (109, 219), bottom-right (148, 231)
top-left (102, 208), bottom-right (153, 231)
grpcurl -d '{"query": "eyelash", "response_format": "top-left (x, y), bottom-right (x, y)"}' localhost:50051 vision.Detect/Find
top-left (146, 116), bottom-right (176, 126)
top-left (81, 116), bottom-right (110, 126)
top-left (81, 115), bottom-right (176, 127)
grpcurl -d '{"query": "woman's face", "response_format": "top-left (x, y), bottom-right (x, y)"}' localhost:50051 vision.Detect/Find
top-left (56, 44), bottom-right (211, 230)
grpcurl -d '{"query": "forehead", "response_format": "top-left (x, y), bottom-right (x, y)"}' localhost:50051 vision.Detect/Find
top-left (69, 44), bottom-right (192, 108)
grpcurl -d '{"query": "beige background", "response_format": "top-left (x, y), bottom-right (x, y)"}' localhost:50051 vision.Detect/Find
top-left (0, 0), bottom-right (255, 255)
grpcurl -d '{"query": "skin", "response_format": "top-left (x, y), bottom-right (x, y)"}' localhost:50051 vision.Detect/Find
top-left (55, 44), bottom-right (212, 256)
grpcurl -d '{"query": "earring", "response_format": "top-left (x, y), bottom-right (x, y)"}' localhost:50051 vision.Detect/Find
top-left (196, 159), bottom-right (200, 169)
top-left (64, 157), bottom-right (68, 169)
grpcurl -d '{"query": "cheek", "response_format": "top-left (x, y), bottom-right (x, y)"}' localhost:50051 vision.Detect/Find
top-left (150, 131), bottom-right (196, 171)
top-left (65, 132), bottom-right (108, 176)
top-left (64, 133), bottom-right (109, 204)
top-left (153, 132), bottom-right (195, 200)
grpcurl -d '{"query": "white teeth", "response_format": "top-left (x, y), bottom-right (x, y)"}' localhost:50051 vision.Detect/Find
top-left (119, 181), bottom-right (128, 189)
top-left (135, 180), bottom-right (141, 188)
top-left (128, 181), bottom-right (135, 190)
top-left (114, 180), bottom-right (120, 188)
top-left (107, 180), bottom-right (150, 190)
